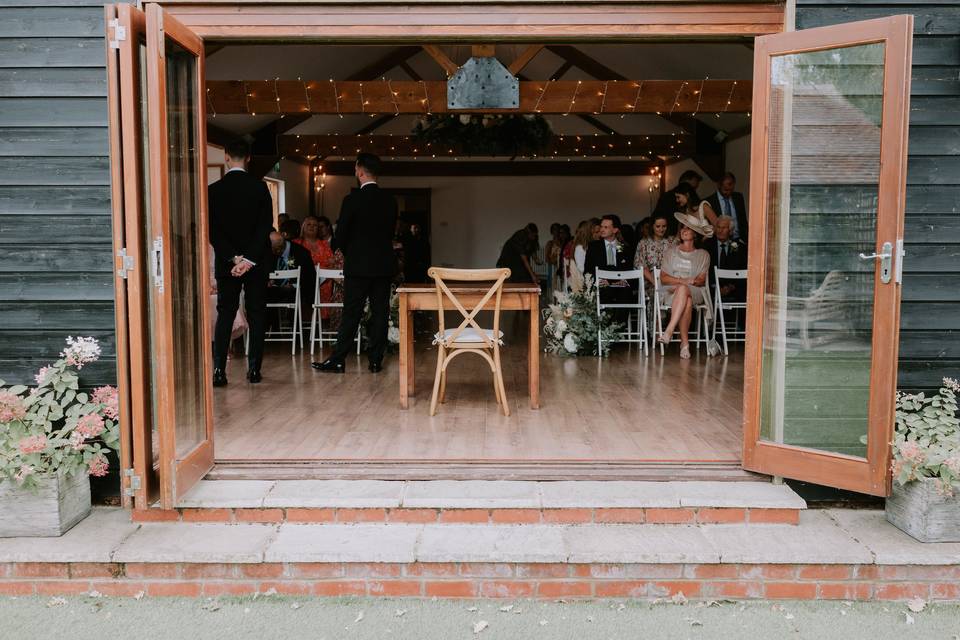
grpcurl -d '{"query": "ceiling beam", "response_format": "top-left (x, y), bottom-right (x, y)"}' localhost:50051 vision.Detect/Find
top-left (346, 45), bottom-right (423, 82)
top-left (544, 45), bottom-right (626, 81)
top-left (206, 79), bottom-right (752, 115)
top-left (421, 45), bottom-right (459, 76)
top-left (508, 45), bottom-right (544, 76)
top-left (319, 160), bottom-right (659, 177)
top-left (279, 133), bottom-right (691, 159)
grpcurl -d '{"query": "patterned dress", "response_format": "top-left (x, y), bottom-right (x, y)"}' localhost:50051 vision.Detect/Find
top-left (294, 237), bottom-right (344, 325)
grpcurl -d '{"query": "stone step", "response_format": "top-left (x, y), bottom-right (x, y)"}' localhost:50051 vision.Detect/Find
top-left (4, 508), bottom-right (960, 602)
top-left (136, 480), bottom-right (805, 525)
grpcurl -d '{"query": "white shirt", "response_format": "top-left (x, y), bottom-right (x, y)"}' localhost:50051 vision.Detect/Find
top-left (360, 180), bottom-right (377, 188)
top-left (574, 245), bottom-right (587, 273)
top-left (715, 191), bottom-right (741, 238)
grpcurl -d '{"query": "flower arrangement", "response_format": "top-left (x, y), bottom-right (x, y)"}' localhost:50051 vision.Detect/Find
top-left (359, 288), bottom-right (402, 350)
top-left (0, 337), bottom-right (120, 491)
top-left (890, 377), bottom-right (960, 495)
top-left (412, 113), bottom-right (552, 158)
top-left (542, 274), bottom-right (623, 357)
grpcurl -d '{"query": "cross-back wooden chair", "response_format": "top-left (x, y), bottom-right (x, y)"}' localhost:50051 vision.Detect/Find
top-left (428, 267), bottom-right (511, 417)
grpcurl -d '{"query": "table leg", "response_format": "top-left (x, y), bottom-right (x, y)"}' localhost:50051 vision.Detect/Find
top-left (406, 308), bottom-right (416, 398)
top-left (528, 293), bottom-right (540, 409)
top-left (399, 296), bottom-right (409, 409)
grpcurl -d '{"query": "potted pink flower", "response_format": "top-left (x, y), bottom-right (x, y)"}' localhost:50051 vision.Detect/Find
top-left (0, 337), bottom-right (120, 537)
top-left (885, 378), bottom-right (960, 542)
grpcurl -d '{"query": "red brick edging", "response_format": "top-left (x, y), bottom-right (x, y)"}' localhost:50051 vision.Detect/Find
top-left (2, 562), bottom-right (958, 601)
top-left (133, 506), bottom-right (800, 525)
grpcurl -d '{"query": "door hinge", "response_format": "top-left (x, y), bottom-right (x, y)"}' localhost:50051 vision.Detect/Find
top-left (116, 248), bottom-right (135, 279)
top-left (151, 236), bottom-right (164, 293)
top-left (108, 19), bottom-right (127, 49)
top-left (123, 468), bottom-right (141, 497)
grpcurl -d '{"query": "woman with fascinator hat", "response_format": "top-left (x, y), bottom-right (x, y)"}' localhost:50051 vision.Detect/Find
top-left (656, 183), bottom-right (715, 359)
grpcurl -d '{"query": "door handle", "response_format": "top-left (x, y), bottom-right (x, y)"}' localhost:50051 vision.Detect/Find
top-left (859, 241), bottom-right (893, 284)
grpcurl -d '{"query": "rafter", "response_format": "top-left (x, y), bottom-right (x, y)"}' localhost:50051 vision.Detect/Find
top-left (508, 45), bottom-right (544, 76)
top-left (421, 45), bottom-right (458, 76)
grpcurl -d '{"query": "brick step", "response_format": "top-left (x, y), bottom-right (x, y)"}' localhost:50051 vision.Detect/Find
top-left (4, 560), bottom-right (959, 601)
top-left (148, 479), bottom-right (805, 525)
top-left (135, 505), bottom-right (801, 525)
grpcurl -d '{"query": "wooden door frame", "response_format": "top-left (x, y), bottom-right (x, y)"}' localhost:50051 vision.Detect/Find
top-left (145, 3), bottom-right (215, 508)
top-left (741, 15), bottom-right (913, 496)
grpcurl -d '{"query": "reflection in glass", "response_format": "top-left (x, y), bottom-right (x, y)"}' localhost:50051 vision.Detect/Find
top-left (164, 37), bottom-right (207, 459)
top-left (759, 43), bottom-right (885, 458)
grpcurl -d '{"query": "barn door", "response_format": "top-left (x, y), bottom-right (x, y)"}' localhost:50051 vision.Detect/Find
top-left (106, 4), bottom-right (213, 509)
top-left (144, 4), bottom-right (214, 508)
top-left (742, 15), bottom-right (913, 496)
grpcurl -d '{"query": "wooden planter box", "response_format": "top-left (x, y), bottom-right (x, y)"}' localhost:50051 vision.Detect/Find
top-left (886, 479), bottom-right (960, 543)
top-left (0, 471), bottom-right (91, 537)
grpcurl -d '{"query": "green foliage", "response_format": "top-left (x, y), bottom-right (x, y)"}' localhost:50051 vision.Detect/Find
top-left (0, 338), bottom-right (119, 491)
top-left (412, 114), bottom-right (552, 158)
top-left (542, 274), bottom-right (624, 357)
top-left (890, 378), bottom-right (960, 495)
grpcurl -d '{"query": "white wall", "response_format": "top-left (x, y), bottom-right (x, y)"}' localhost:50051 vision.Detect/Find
top-left (319, 174), bottom-right (659, 268)
top-left (272, 159), bottom-right (310, 217)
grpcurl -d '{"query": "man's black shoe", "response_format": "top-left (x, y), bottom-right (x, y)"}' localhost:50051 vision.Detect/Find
top-left (247, 369), bottom-right (262, 384)
top-left (368, 361), bottom-right (383, 373)
top-left (213, 369), bottom-right (228, 387)
top-left (312, 359), bottom-right (345, 373)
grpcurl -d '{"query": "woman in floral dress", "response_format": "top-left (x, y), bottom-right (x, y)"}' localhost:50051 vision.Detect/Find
top-left (294, 215), bottom-right (344, 328)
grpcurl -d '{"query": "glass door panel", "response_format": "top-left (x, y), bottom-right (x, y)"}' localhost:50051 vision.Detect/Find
top-left (743, 16), bottom-right (913, 496)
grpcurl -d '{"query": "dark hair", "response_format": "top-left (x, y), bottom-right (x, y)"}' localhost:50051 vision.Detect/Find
top-left (280, 219), bottom-right (301, 239)
top-left (525, 222), bottom-right (538, 236)
top-left (678, 170), bottom-right (702, 184)
top-left (600, 214), bottom-right (621, 229)
top-left (356, 153), bottom-right (382, 178)
top-left (722, 171), bottom-right (737, 183)
top-left (674, 182), bottom-right (701, 211)
top-left (225, 139), bottom-right (251, 161)
top-left (317, 216), bottom-right (332, 227)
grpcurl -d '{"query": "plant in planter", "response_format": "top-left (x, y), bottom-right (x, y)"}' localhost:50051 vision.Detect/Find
top-left (0, 336), bottom-right (120, 537)
top-left (884, 377), bottom-right (960, 542)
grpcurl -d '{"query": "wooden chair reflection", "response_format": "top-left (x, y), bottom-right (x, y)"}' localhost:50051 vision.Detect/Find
top-left (428, 267), bottom-right (511, 417)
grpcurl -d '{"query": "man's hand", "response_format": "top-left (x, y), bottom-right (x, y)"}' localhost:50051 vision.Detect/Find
top-left (232, 255), bottom-right (244, 265)
top-left (231, 261), bottom-right (252, 277)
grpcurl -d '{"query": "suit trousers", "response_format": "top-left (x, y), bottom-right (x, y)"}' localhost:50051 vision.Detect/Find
top-left (214, 266), bottom-right (268, 371)
top-left (332, 275), bottom-right (392, 364)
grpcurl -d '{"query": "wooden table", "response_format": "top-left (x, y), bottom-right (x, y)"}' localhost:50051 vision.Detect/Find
top-left (397, 283), bottom-right (541, 410)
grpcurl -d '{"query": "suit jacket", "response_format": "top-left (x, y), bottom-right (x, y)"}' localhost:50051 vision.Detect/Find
top-left (271, 240), bottom-right (316, 293)
top-left (703, 237), bottom-right (748, 301)
top-left (705, 191), bottom-right (748, 242)
top-left (208, 169), bottom-right (273, 278)
top-left (333, 183), bottom-right (399, 278)
top-left (584, 239), bottom-right (633, 282)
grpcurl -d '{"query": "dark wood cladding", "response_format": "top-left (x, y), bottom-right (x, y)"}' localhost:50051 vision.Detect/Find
top-left (798, 0), bottom-right (960, 391)
top-left (0, 2), bottom-right (115, 386)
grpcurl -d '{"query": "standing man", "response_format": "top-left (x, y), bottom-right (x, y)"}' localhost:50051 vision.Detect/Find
top-left (705, 172), bottom-right (748, 242)
top-left (496, 223), bottom-right (540, 284)
top-left (313, 153), bottom-right (398, 374)
top-left (209, 139), bottom-right (273, 386)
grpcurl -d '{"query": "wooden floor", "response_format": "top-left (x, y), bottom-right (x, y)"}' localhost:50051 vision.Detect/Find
top-left (214, 335), bottom-right (744, 463)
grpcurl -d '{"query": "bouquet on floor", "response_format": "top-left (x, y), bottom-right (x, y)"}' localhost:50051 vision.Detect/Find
top-left (542, 274), bottom-right (623, 357)
top-left (0, 337), bottom-right (120, 490)
top-left (359, 288), bottom-right (402, 351)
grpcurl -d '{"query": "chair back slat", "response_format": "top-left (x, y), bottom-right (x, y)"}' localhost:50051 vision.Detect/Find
top-left (270, 268), bottom-right (300, 280)
top-left (428, 266), bottom-right (510, 348)
top-left (714, 268), bottom-right (747, 280)
top-left (595, 268), bottom-right (644, 283)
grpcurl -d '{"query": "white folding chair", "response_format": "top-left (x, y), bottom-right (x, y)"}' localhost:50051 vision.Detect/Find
top-left (264, 267), bottom-right (303, 354)
top-left (595, 268), bottom-right (648, 356)
top-left (652, 267), bottom-right (712, 356)
top-left (308, 268), bottom-right (361, 356)
top-left (712, 267), bottom-right (748, 355)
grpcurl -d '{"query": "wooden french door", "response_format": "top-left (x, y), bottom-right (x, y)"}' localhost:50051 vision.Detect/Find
top-left (743, 16), bottom-right (913, 496)
top-left (106, 4), bottom-right (213, 509)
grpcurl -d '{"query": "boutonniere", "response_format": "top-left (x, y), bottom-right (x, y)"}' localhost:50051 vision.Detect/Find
top-left (286, 257), bottom-right (296, 268)
top-left (729, 241), bottom-right (740, 251)
top-left (615, 242), bottom-right (625, 254)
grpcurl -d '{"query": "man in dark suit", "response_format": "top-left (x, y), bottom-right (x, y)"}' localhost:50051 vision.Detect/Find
top-left (209, 139), bottom-right (273, 386)
top-left (314, 153), bottom-right (398, 374)
top-left (653, 170), bottom-right (702, 237)
top-left (705, 172), bottom-right (748, 243)
top-left (584, 214), bottom-right (634, 313)
top-left (265, 231), bottom-right (316, 332)
top-left (703, 215), bottom-right (748, 302)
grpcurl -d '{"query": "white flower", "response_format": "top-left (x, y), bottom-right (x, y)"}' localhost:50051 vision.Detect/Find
top-left (459, 114), bottom-right (472, 125)
top-left (563, 333), bottom-right (578, 353)
top-left (387, 327), bottom-right (401, 344)
top-left (729, 241), bottom-right (740, 251)
top-left (943, 377), bottom-right (960, 393)
top-left (61, 336), bottom-right (101, 369)
top-left (556, 320), bottom-right (567, 333)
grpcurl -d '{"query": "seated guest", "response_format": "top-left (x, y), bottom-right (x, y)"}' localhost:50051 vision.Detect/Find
top-left (584, 214), bottom-right (635, 313)
top-left (656, 205), bottom-right (714, 359)
top-left (703, 215), bottom-right (748, 302)
top-left (295, 215), bottom-right (343, 326)
top-left (497, 223), bottom-right (540, 284)
top-left (655, 170), bottom-right (703, 236)
top-left (266, 231), bottom-right (315, 306)
top-left (634, 214), bottom-right (672, 300)
top-left (280, 218), bottom-right (301, 242)
top-left (705, 172), bottom-right (748, 242)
